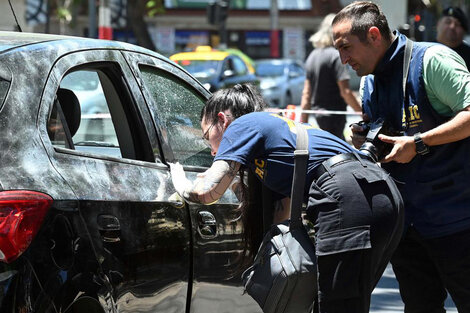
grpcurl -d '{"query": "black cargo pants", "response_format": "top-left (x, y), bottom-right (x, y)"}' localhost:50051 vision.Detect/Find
top-left (306, 153), bottom-right (404, 313)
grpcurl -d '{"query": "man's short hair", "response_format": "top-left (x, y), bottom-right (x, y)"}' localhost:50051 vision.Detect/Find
top-left (332, 1), bottom-right (392, 43)
top-left (441, 7), bottom-right (468, 32)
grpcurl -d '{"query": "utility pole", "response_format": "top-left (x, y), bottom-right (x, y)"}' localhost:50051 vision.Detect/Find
top-left (270, 0), bottom-right (279, 58)
top-left (207, 0), bottom-right (229, 48)
top-left (89, 0), bottom-right (97, 38)
top-left (98, 0), bottom-right (112, 39)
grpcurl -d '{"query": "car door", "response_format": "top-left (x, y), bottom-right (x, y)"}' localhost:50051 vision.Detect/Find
top-left (222, 55), bottom-right (258, 89)
top-left (40, 49), bottom-right (191, 313)
top-left (122, 51), bottom-right (262, 313)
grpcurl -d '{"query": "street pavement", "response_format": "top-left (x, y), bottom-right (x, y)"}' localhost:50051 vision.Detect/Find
top-left (371, 264), bottom-right (457, 313)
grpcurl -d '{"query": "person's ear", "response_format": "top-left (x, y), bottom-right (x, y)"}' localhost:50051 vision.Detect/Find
top-left (217, 112), bottom-right (231, 129)
top-left (367, 26), bottom-right (382, 45)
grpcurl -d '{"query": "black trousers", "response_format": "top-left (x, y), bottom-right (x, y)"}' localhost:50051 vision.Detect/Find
top-left (391, 226), bottom-right (470, 313)
top-left (306, 156), bottom-right (404, 313)
top-left (315, 115), bottom-right (346, 141)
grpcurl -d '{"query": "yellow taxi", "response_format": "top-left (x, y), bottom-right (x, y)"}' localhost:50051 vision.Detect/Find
top-left (170, 46), bottom-right (258, 92)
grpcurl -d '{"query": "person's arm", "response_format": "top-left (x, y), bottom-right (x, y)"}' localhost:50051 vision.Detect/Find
top-left (379, 106), bottom-right (470, 163)
top-left (379, 46), bottom-right (470, 163)
top-left (170, 160), bottom-right (241, 204)
top-left (300, 79), bottom-right (312, 123)
top-left (337, 80), bottom-right (362, 112)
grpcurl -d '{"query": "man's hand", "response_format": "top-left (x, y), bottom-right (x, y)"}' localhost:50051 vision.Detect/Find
top-left (350, 113), bottom-right (369, 149)
top-left (169, 162), bottom-right (193, 197)
top-left (350, 123), bottom-right (367, 148)
top-left (379, 134), bottom-right (416, 163)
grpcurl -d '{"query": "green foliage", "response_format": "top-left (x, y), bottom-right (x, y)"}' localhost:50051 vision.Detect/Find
top-left (56, 7), bottom-right (72, 22)
top-left (147, 0), bottom-right (165, 17)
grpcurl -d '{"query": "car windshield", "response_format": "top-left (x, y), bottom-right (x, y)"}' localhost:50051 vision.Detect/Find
top-left (256, 63), bottom-right (285, 77)
top-left (175, 60), bottom-right (220, 79)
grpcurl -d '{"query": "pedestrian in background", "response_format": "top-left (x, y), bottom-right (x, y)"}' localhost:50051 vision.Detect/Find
top-left (437, 6), bottom-right (470, 68)
top-left (333, 1), bottom-right (470, 312)
top-left (300, 13), bottom-right (361, 140)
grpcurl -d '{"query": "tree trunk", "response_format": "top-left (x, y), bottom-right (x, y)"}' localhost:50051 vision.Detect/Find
top-left (127, 0), bottom-right (156, 50)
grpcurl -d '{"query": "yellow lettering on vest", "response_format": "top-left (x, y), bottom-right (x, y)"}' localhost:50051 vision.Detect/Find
top-left (408, 106), bottom-right (415, 121)
top-left (255, 167), bottom-right (264, 180)
top-left (254, 159), bottom-right (265, 168)
top-left (413, 105), bottom-right (420, 119)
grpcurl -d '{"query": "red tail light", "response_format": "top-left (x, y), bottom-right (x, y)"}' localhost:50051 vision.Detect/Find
top-left (0, 190), bottom-right (53, 263)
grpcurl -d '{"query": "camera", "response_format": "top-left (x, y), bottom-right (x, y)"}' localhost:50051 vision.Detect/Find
top-left (353, 118), bottom-right (403, 162)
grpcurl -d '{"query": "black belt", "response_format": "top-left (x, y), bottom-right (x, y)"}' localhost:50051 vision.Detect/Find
top-left (312, 152), bottom-right (372, 180)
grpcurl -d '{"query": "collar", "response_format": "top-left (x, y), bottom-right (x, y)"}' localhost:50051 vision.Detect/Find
top-left (373, 31), bottom-right (407, 76)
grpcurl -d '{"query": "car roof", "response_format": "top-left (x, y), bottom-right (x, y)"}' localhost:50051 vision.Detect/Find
top-left (0, 31), bottom-right (158, 57)
top-left (256, 59), bottom-right (294, 65)
top-left (170, 46), bottom-right (229, 61)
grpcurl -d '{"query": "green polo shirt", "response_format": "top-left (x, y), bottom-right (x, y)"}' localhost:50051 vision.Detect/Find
top-left (360, 44), bottom-right (470, 116)
top-left (422, 44), bottom-right (470, 116)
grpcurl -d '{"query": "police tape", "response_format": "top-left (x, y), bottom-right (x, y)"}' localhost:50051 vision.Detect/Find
top-left (265, 107), bottom-right (362, 116)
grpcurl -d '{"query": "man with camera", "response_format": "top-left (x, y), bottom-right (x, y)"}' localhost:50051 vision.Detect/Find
top-left (332, 2), bottom-right (470, 312)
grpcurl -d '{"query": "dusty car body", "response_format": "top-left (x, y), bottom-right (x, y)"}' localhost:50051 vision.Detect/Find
top-left (0, 31), bottom-right (261, 313)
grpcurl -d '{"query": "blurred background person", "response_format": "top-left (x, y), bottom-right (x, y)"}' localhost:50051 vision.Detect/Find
top-left (437, 6), bottom-right (470, 68)
top-left (300, 13), bottom-right (361, 140)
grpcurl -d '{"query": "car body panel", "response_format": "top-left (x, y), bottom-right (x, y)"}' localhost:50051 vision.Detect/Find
top-left (0, 31), bottom-right (261, 313)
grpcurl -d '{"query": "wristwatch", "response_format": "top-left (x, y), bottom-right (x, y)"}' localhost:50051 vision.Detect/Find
top-left (414, 132), bottom-right (429, 155)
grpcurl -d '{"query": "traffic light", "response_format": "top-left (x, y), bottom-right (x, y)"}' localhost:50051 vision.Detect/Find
top-left (216, 1), bottom-right (228, 25)
top-left (206, 1), bottom-right (229, 25)
top-left (207, 2), bottom-right (216, 25)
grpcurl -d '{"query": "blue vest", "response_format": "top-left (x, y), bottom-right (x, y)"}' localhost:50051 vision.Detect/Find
top-left (362, 32), bottom-right (470, 238)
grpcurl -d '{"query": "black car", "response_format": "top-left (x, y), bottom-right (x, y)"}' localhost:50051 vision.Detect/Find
top-left (0, 31), bottom-right (262, 313)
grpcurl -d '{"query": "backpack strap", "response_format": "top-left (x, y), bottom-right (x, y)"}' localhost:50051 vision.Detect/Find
top-left (289, 124), bottom-right (309, 230)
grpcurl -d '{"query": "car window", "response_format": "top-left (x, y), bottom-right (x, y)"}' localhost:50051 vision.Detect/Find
top-left (232, 56), bottom-right (247, 75)
top-left (174, 59), bottom-right (220, 80)
top-left (48, 68), bottom-right (151, 161)
top-left (138, 65), bottom-right (213, 167)
top-left (256, 62), bottom-right (284, 77)
top-left (291, 63), bottom-right (304, 75)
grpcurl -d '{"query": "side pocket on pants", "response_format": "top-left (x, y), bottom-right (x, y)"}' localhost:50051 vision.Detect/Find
top-left (317, 248), bottom-right (371, 302)
top-left (316, 226), bottom-right (371, 301)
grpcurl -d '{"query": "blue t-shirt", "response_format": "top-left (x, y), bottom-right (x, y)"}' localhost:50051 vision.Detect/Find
top-left (214, 112), bottom-right (355, 198)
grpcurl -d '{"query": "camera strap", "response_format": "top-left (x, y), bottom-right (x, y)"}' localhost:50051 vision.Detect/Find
top-left (402, 38), bottom-right (413, 129)
top-left (402, 38), bottom-right (413, 97)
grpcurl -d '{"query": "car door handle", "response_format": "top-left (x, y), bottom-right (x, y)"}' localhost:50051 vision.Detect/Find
top-left (197, 211), bottom-right (217, 239)
top-left (97, 214), bottom-right (121, 243)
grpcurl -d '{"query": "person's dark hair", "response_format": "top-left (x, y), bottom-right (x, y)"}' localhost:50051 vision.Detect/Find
top-left (200, 83), bottom-right (266, 124)
top-left (201, 83), bottom-right (266, 261)
top-left (332, 1), bottom-right (392, 44)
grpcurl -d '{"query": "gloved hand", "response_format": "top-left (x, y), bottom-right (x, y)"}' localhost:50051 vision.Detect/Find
top-left (169, 162), bottom-right (193, 197)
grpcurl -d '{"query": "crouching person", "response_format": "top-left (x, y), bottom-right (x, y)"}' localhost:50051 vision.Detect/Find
top-left (170, 83), bottom-right (404, 313)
